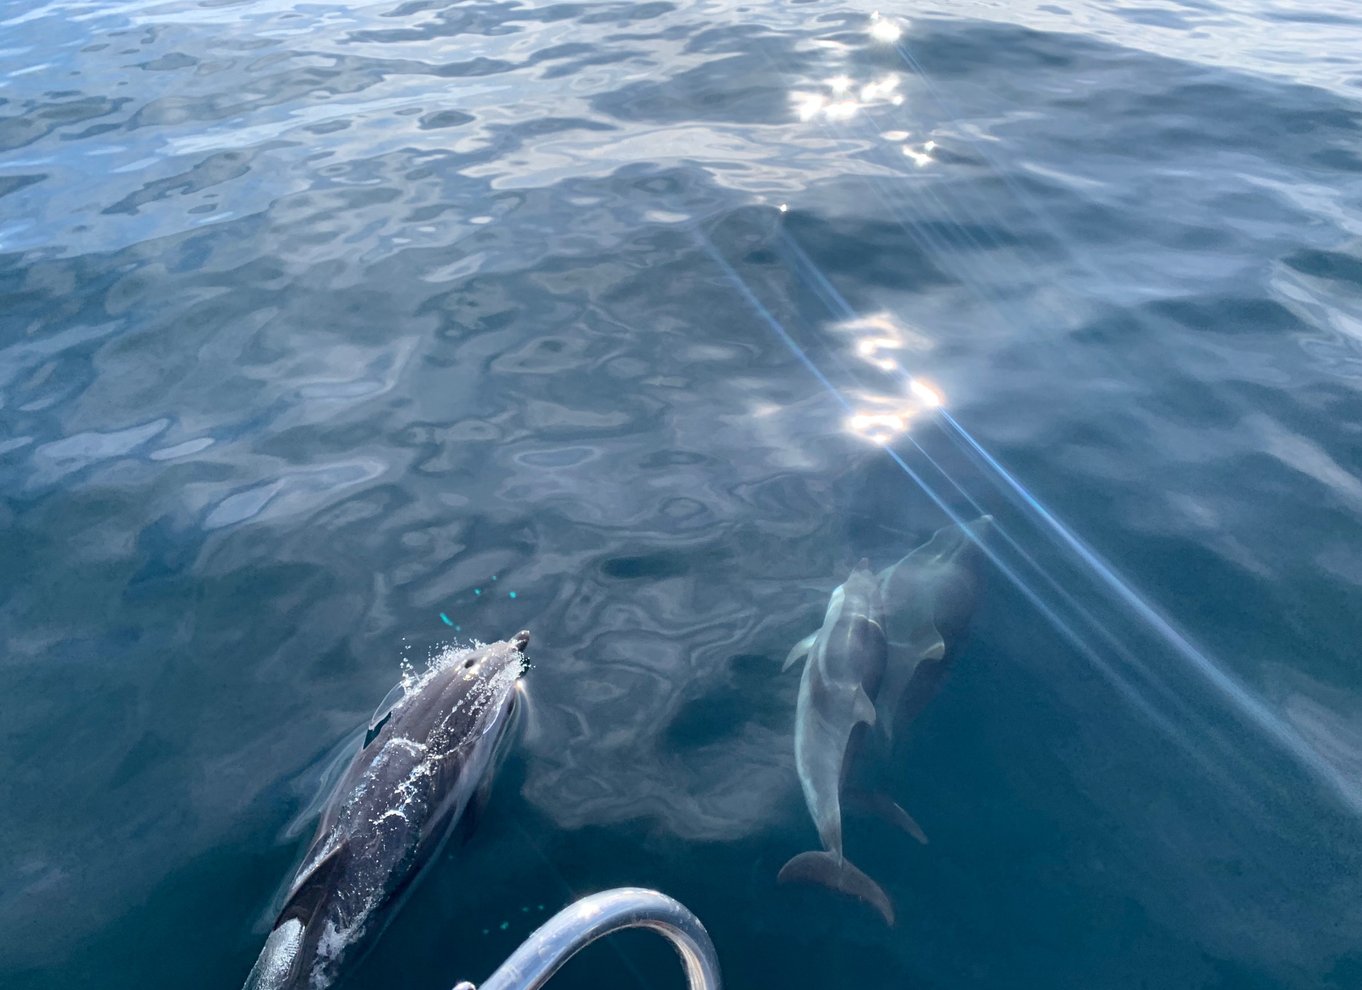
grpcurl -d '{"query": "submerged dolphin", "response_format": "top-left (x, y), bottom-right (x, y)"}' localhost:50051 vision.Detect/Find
top-left (779, 561), bottom-right (894, 924)
top-left (243, 631), bottom-right (530, 990)
top-left (876, 516), bottom-right (990, 744)
top-left (831, 516), bottom-right (989, 848)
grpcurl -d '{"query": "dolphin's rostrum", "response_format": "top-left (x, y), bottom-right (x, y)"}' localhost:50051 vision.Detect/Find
top-left (244, 630), bottom-right (530, 990)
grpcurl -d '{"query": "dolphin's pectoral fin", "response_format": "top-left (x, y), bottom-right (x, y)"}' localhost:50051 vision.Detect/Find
top-left (778, 850), bottom-right (895, 926)
top-left (277, 840), bottom-right (349, 928)
top-left (782, 633), bottom-right (817, 672)
top-left (849, 791), bottom-right (929, 845)
top-left (852, 687), bottom-right (877, 727)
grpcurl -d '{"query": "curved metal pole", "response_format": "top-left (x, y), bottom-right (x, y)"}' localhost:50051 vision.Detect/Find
top-left (455, 888), bottom-right (721, 990)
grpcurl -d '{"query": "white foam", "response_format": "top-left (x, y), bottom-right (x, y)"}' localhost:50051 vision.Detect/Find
top-left (312, 890), bottom-right (377, 985)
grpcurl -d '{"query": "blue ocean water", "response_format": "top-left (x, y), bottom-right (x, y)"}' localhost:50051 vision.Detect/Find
top-left (4, 0), bottom-right (1362, 987)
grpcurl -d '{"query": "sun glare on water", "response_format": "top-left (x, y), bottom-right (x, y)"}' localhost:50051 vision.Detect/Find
top-left (836, 314), bottom-right (946, 445)
top-left (869, 11), bottom-right (903, 44)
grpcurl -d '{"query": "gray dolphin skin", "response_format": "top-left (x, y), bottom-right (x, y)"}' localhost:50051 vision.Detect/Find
top-left (876, 516), bottom-right (990, 744)
top-left (243, 630), bottom-right (530, 990)
top-left (841, 516), bottom-right (988, 848)
top-left (778, 560), bottom-right (894, 924)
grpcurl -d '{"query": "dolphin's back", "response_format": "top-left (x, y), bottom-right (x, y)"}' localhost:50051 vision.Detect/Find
top-left (819, 587), bottom-right (887, 694)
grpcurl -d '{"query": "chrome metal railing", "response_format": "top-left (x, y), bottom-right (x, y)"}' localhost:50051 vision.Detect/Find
top-left (453, 888), bottom-right (721, 990)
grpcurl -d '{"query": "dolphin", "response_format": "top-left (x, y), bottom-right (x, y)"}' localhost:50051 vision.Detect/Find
top-left (243, 631), bottom-right (530, 990)
top-left (829, 516), bottom-right (989, 848)
top-left (778, 561), bottom-right (894, 924)
top-left (876, 516), bottom-right (990, 743)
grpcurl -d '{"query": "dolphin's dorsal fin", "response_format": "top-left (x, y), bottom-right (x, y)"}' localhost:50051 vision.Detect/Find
top-left (783, 633), bottom-right (817, 672)
top-left (277, 840), bottom-right (348, 928)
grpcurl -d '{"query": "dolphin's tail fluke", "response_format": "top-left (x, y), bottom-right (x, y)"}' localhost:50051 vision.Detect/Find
top-left (777, 850), bottom-right (895, 926)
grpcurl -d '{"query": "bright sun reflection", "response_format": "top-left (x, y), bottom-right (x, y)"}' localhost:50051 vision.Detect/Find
top-left (869, 12), bottom-right (903, 44)
top-left (824, 100), bottom-right (859, 121)
top-left (903, 144), bottom-right (933, 167)
top-left (793, 92), bottom-right (825, 121)
top-left (845, 378), bottom-right (947, 444)
top-left (856, 335), bottom-right (902, 373)
top-left (837, 314), bottom-right (945, 444)
top-left (847, 410), bottom-right (908, 445)
top-left (791, 61), bottom-right (903, 125)
top-left (787, 13), bottom-right (936, 170)
top-left (837, 313), bottom-right (931, 354)
top-left (909, 377), bottom-right (945, 409)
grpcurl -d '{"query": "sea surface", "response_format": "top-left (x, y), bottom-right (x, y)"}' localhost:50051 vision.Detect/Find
top-left (4, 1), bottom-right (1362, 988)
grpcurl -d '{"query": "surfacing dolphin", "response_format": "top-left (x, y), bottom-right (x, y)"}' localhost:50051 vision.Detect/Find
top-left (243, 631), bottom-right (530, 990)
top-left (779, 560), bottom-right (894, 924)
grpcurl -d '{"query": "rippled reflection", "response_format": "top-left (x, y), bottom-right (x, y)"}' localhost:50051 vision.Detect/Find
top-left (902, 139), bottom-right (937, 167)
top-left (790, 70), bottom-right (903, 124)
top-left (830, 313), bottom-right (946, 444)
top-left (787, 12), bottom-right (936, 181)
top-left (844, 379), bottom-right (946, 445)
